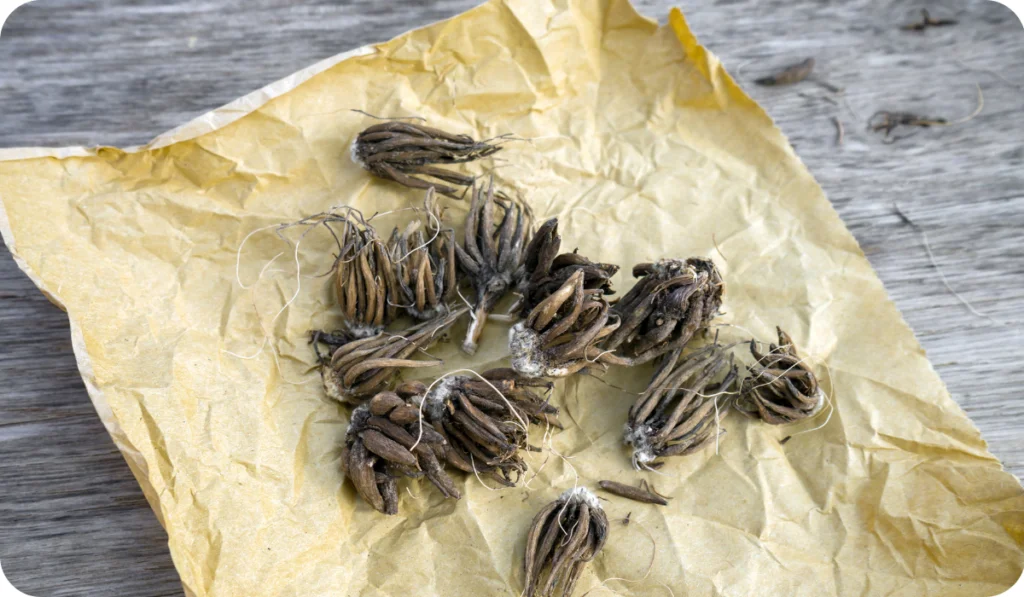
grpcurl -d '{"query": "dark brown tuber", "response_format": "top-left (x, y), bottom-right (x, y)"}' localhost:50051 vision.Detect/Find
top-left (455, 181), bottom-right (532, 355)
top-left (409, 369), bottom-right (558, 487)
top-left (515, 217), bottom-right (618, 317)
top-left (386, 188), bottom-right (458, 320)
top-left (351, 120), bottom-right (502, 198)
top-left (313, 308), bottom-right (465, 404)
top-left (603, 257), bottom-right (724, 366)
top-left (333, 219), bottom-right (399, 339)
top-left (734, 327), bottom-right (824, 425)
top-left (522, 488), bottom-right (609, 597)
top-left (510, 270), bottom-right (623, 378)
top-left (341, 397), bottom-right (459, 515)
top-left (624, 342), bottom-right (738, 469)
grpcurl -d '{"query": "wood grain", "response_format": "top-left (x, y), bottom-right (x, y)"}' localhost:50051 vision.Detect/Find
top-left (1, 0), bottom-right (1022, 595)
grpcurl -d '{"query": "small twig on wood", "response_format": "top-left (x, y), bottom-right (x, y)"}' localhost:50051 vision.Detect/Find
top-left (869, 85), bottom-right (983, 141)
top-left (832, 116), bottom-right (844, 146)
top-left (901, 9), bottom-right (958, 31)
top-left (755, 58), bottom-right (815, 86)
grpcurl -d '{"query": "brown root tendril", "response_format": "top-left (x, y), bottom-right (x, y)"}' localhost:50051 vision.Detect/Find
top-left (515, 217), bottom-right (619, 318)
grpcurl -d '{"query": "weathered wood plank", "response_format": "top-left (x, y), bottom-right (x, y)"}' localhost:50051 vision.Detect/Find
top-left (1, 0), bottom-right (1021, 595)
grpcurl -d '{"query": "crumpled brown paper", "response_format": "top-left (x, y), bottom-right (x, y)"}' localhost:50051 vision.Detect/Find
top-left (1, 1), bottom-right (1022, 595)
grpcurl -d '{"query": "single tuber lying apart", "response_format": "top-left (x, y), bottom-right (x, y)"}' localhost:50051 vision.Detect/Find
top-left (522, 487), bottom-right (609, 597)
top-left (351, 120), bottom-right (502, 198)
top-left (734, 327), bottom-right (824, 425)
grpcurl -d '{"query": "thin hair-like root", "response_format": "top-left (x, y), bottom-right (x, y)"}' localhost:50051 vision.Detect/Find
top-left (893, 201), bottom-right (998, 322)
top-left (350, 109), bottom-right (426, 122)
top-left (579, 516), bottom-right (670, 597)
top-left (781, 359), bottom-right (837, 443)
top-left (236, 224), bottom-right (284, 289)
top-left (523, 420), bottom-right (556, 489)
top-left (468, 454), bottom-right (499, 492)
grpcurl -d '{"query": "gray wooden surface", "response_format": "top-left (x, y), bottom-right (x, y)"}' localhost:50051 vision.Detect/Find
top-left (1, 0), bottom-right (1021, 595)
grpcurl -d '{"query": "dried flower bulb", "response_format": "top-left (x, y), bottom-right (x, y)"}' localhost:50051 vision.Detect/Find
top-left (522, 487), bottom-right (609, 597)
top-left (410, 369), bottom-right (558, 487)
top-left (455, 181), bottom-right (532, 355)
top-left (624, 343), bottom-right (738, 469)
top-left (386, 188), bottom-right (458, 320)
top-left (341, 399), bottom-right (460, 515)
top-left (604, 257), bottom-right (724, 365)
top-left (516, 217), bottom-right (618, 317)
top-left (510, 270), bottom-right (623, 378)
top-left (314, 308), bottom-right (465, 404)
top-left (350, 121), bottom-right (501, 198)
top-left (333, 222), bottom-right (400, 339)
top-left (734, 327), bottom-right (824, 424)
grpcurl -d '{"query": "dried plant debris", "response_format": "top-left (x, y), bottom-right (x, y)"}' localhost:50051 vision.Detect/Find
top-left (604, 257), bottom-right (724, 366)
top-left (869, 85), bottom-right (983, 142)
top-left (901, 9), bottom-right (957, 31)
top-left (624, 342), bottom-right (739, 469)
top-left (350, 120), bottom-right (503, 198)
top-left (515, 217), bottom-right (618, 317)
top-left (456, 181), bottom-right (532, 354)
top-left (523, 488), bottom-right (609, 597)
top-left (869, 111), bottom-right (947, 139)
top-left (510, 270), bottom-right (623, 378)
top-left (754, 58), bottom-right (815, 86)
top-left (408, 369), bottom-right (558, 486)
top-left (333, 218), bottom-right (399, 339)
top-left (341, 397), bottom-right (459, 515)
top-left (386, 189), bottom-right (458, 320)
top-left (597, 480), bottom-right (669, 506)
top-left (734, 327), bottom-right (824, 425)
top-left (313, 308), bottom-right (465, 404)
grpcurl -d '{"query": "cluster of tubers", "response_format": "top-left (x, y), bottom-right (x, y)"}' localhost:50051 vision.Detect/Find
top-left (302, 120), bottom-right (828, 596)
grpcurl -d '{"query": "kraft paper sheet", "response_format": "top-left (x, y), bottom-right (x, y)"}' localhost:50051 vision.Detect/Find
top-left (1, 1), bottom-right (1021, 595)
